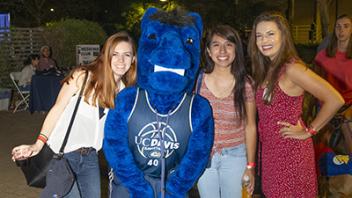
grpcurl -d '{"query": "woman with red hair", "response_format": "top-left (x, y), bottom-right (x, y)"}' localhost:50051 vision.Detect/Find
top-left (11, 31), bottom-right (137, 198)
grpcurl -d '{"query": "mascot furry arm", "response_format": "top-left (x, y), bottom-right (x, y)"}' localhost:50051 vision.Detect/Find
top-left (103, 8), bottom-right (214, 198)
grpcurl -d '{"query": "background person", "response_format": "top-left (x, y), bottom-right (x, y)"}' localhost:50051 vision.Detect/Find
top-left (38, 45), bottom-right (57, 71)
top-left (18, 54), bottom-right (40, 91)
top-left (315, 14), bottom-right (352, 106)
top-left (314, 14), bottom-right (352, 162)
top-left (248, 12), bottom-right (344, 198)
top-left (11, 31), bottom-right (137, 198)
top-left (196, 25), bottom-right (257, 198)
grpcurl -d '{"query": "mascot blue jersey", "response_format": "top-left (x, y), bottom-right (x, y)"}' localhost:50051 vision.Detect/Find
top-left (128, 88), bottom-right (193, 178)
top-left (103, 8), bottom-right (214, 198)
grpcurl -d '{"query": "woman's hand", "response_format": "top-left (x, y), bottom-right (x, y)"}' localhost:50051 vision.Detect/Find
top-left (278, 119), bottom-right (311, 140)
top-left (242, 168), bottom-right (255, 195)
top-left (11, 141), bottom-right (44, 161)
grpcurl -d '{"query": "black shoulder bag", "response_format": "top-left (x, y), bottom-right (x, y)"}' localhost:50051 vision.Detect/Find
top-left (16, 70), bottom-right (88, 196)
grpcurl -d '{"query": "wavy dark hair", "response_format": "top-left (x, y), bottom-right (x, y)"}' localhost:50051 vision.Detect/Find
top-left (326, 14), bottom-right (352, 59)
top-left (23, 54), bottom-right (40, 66)
top-left (149, 8), bottom-right (195, 27)
top-left (248, 12), bottom-right (299, 104)
top-left (204, 24), bottom-right (250, 120)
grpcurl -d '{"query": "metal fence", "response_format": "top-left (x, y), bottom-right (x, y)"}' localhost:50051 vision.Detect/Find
top-left (291, 24), bottom-right (322, 44)
top-left (0, 27), bottom-right (45, 68)
top-left (0, 27), bottom-right (45, 87)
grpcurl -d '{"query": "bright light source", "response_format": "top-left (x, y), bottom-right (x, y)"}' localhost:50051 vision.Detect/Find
top-left (160, 0), bottom-right (168, 2)
top-left (50, 8), bottom-right (54, 12)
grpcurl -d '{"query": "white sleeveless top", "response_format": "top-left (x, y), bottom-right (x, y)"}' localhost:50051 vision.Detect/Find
top-left (48, 81), bottom-right (125, 153)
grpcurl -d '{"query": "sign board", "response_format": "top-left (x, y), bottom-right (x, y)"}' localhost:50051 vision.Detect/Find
top-left (0, 13), bottom-right (10, 41)
top-left (0, 13), bottom-right (10, 29)
top-left (76, 45), bottom-right (100, 65)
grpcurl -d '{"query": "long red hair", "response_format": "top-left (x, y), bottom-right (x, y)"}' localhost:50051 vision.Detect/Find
top-left (63, 31), bottom-right (137, 108)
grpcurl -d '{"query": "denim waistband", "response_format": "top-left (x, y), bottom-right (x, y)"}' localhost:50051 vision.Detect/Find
top-left (75, 147), bottom-right (95, 155)
top-left (220, 144), bottom-right (245, 155)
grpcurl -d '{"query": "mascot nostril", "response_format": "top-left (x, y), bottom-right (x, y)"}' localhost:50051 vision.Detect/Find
top-left (103, 7), bottom-right (214, 198)
top-left (149, 33), bottom-right (192, 70)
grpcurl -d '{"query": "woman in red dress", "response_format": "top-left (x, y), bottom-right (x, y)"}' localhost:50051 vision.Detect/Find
top-left (248, 12), bottom-right (344, 198)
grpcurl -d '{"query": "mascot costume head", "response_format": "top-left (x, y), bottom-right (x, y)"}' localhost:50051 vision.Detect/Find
top-left (137, 8), bottom-right (202, 95)
top-left (103, 7), bottom-right (214, 198)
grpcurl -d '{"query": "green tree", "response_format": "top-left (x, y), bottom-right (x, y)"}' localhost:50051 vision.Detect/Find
top-left (121, 1), bottom-right (181, 38)
top-left (1, 0), bottom-right (48, 26)
top-left (181, 0), bottom-right (287, 32)
top-left (22, 0), bottom-right (47, 25)
top-left (42, 19), bottom-right (107, 67)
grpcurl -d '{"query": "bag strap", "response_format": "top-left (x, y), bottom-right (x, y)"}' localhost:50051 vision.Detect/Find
top-left (58, 70), bottom-right (89, 156)
top-left (194, 71), bottom-right (204, 94)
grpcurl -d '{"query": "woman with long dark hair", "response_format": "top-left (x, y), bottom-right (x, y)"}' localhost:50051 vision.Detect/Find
top-left (248, 12), bottom-right (344, 197)
top-left (197, 25), bottom-right (257, 198)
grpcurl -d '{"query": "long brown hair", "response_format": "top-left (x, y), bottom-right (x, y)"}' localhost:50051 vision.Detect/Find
top-left (63, 31), bottom-right (137, 108)
top-left (326, 14), bottom-right (352, 59)
top-left (248, 12), bottom-right (299, 104)
top-left (204, 25), bottom-right (250, 120)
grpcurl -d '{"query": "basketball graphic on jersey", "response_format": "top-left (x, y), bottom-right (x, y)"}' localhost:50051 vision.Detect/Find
top-left (134, 121), bottom-right (180, 161)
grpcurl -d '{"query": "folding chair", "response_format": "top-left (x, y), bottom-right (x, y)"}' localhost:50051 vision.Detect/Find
top-left (9, 72), bottom-right (30, 113)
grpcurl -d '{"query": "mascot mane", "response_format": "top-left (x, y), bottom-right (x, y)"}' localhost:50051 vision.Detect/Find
top-left (149, 9), bottom-right (196, 26)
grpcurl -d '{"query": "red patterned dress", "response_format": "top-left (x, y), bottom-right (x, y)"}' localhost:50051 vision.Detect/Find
top-left (256, 67), bottom-right (318, 198)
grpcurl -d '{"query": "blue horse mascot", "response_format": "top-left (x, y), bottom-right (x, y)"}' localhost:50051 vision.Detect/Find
top-left (103, 7), bottom-right (214, 198)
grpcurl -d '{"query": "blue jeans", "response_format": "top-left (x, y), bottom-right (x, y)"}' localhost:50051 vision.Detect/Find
top-left (197, 144), bottom-right (246, 198)
top-left (108, 169), bottom-right (189, 198)
top-left (63, 148), bottom-right (101, 198)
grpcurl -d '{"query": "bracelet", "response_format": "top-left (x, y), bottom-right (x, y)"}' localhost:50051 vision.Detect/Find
top-left (246, 162), bottom-right (256, 169)
top-left (39, 133), bottom-right (48, 140)
top-left (299, 118), bottom-right (318, 136)
top-left (306, 126), bottom-right (318, 136)
top-left (37, 135), bottom-right (47, 144)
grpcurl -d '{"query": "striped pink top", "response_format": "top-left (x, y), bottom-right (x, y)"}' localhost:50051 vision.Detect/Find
top-left (199, 77), bottom-right (255, 154)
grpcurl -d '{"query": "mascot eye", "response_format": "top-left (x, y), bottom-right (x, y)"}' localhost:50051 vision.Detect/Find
top-left (147, 33), bottom-right (157, 40)
top-left (186, 38), bottom-right (193, 45)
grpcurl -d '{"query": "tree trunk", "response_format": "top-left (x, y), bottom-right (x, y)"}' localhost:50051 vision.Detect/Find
top-left (317, 0), bottom-right (332, 38)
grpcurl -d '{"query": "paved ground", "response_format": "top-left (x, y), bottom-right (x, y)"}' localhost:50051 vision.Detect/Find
top-left (0, 111), bottom-right (44, 197)
top-left (0, 111), bottom-right (110, 198)
top-left (0, 110), bottom-right (200, 198)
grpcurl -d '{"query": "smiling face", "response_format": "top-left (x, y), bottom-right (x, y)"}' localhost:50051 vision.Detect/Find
top-left (111, 41), bottom-right (135, 81)
top-left (255, 21), bottom-right (282, 60)
top-left (335, 17), bottom-right (352, 43)
top-left (207, 34), bottom-right (236, 69)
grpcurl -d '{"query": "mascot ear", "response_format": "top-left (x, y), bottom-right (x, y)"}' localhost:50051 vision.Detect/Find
top-left (141, 7), bottom-right (158, 30)
top-left (188, 12), bottom-right (203, 37)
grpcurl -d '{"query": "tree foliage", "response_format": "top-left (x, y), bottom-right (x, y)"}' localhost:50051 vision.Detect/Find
top-left (122, 1), bottom-right (179, 38)
top-left (0, 0), bottom-right (48, 26)
top-left (120, 0), bottom-right (287, 37)
top-left (42, 19), bottom-right (107, 67)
